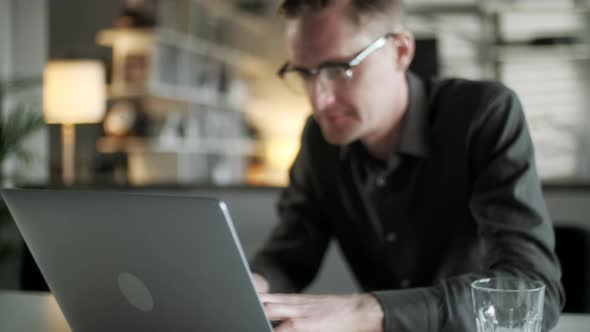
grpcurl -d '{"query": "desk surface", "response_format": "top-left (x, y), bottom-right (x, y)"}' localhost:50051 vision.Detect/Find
top-left (0, 291), bottom-right (587, 331)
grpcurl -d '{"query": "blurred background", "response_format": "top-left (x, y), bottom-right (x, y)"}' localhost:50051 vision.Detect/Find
top-left (1, 0), bottom-right (590, 313)
top-left (2, 0), bottom-right (590, 188)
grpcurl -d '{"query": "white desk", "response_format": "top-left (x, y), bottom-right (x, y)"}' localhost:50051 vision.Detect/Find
top-left (0, 291), bottom-right (587, 331)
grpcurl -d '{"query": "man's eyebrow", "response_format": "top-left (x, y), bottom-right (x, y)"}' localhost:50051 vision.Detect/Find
top-left (292, 47), bottom-right (367, 71)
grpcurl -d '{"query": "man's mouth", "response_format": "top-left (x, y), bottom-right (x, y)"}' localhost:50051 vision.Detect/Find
top-left (324, 112), bottom-right (349, 123)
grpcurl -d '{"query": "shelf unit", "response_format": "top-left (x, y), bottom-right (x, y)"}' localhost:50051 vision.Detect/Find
top-left (94, 0), bottom-right (276, 186)
top-left (106, 82), bottom-right (243, 113)
top-left (407, 0), bottom-right (590, 180)
top-left (97, 136), bottom-right (257, 155)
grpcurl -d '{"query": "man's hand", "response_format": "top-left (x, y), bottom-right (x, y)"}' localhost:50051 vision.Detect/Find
top-left (251, 273), bottom-right (270, 293)
top-left (260, 293), bottom-right (383, 332)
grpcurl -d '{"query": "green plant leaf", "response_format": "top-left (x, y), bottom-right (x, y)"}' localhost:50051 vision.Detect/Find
top-left (0, 77), bottom-right (42, 94)
top-left (0, 77), bottom-right (44, 227)
top-left (0, 105), bottom-right (45, 164)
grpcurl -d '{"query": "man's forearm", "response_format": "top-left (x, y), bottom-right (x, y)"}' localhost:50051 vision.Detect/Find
top-left (357, 294), bottom-right (384, 332)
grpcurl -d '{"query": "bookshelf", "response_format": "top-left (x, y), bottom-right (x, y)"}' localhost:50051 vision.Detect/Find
top-left (95, 0), bottom-right (276, 186)
top-left (407, 0), bottom-right (590, 179)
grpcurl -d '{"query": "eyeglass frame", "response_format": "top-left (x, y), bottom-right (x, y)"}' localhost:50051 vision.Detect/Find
top-left (277, 32), bottom-right (400, 90)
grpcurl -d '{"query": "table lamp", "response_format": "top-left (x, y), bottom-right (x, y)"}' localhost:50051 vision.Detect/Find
top-left (43, 60), bottom-right (106, 185)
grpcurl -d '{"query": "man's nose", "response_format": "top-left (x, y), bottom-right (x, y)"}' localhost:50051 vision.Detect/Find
top-left (308, 78), bottom-right (336, 110)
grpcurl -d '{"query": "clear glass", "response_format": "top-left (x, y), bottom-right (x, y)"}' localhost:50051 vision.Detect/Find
top-left (281, 66), bottom-right (352, 94)
top-left (281, 70), bottom-right (307, 94)
top-left (471, 278), bottom-right (545, 332)
top-left (278, 33), bottom-right (397, 94)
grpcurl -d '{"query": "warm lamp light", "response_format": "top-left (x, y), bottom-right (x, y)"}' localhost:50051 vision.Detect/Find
top-left (43, 60), bottom-right (106, 185)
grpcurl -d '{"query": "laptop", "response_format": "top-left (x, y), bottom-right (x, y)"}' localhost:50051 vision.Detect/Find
top-left (1, 188), bottom-right (274, 332)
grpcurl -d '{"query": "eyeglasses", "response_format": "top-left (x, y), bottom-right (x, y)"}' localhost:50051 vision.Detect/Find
top-left (277, 33), bottom-right (398, 94)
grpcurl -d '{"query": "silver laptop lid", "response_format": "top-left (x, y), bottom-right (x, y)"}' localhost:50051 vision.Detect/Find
top-left (1, 188), bottom-right (273, 332)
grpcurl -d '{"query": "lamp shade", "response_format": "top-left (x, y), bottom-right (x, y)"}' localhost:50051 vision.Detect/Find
top-left (43, 60), bottom-right (106, 124)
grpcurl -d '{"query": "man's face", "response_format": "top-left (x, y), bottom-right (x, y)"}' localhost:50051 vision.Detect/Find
top-left (285, 5), bottom-right (409, 146)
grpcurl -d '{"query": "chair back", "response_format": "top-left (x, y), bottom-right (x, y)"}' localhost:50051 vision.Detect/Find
top-left (554, 223), bottom-right (590, 313)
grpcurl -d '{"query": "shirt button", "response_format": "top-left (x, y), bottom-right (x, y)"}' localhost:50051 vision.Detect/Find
top-left (385, 232), bottom-right (397, 244)
top-left (376, 175), bottom-right (387, 187)
top-left (401, 279), bottom-right (411, 288)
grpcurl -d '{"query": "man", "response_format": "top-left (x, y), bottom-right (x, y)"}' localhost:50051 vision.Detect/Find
top-left (250, 0), bottom-right (564, 331)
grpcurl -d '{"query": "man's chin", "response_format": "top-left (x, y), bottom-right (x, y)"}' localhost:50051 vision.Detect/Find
top-left (322, 129), bottom-right (358, 146)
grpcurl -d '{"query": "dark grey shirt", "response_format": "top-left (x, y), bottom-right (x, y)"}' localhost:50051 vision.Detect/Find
top-left (251, 72), bottom-right (564, 332)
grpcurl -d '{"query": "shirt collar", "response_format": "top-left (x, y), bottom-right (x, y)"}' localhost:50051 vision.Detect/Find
top-left (398, 71), bottom-right (431, 158)
top-left (339, 71), bottom-right (431, 161)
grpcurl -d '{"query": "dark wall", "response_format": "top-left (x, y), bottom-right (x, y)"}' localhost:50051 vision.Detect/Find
top-left (49, 0), bottom-right (124, 59)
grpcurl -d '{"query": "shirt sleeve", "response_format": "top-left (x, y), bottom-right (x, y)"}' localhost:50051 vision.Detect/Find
top-left (250, 118), bottom-right (332, 293)
top-left (372, 85), bottom-right (564, 332)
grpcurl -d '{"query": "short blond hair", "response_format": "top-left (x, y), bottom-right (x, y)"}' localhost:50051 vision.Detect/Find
top-left (278, 0), bottom-right (405, 27)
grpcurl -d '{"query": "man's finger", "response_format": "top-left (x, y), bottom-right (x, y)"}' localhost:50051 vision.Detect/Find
top-left (259, 293), bottom-right (319, 304)
top-left (263, 302), bottom-right (307, 320)
top-left (251, 273), bottom-right (270, 293)
top-left (273, 319), bottom-right (298, 332)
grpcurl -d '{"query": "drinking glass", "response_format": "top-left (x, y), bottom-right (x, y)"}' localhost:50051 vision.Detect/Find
top-left (471, 277), bottom-right (545, 332)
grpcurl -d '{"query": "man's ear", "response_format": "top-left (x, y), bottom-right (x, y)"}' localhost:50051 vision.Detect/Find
top-left (394, 32), bottom-right (415, 71)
